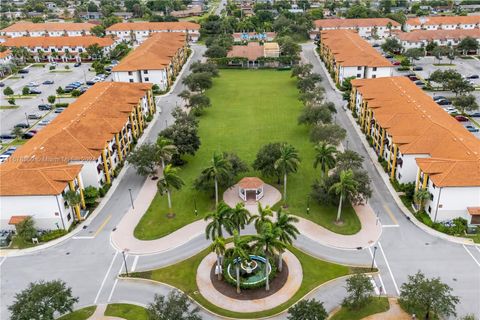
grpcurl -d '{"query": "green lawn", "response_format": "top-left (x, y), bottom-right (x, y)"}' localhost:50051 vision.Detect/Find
top-left (105, 304), bottom-right (148, 320)
top-left (57, 306), bottom-right (96, 320)
top-left (130, 244), bottom-right (368, 318)
top-left (134, 70), bottom-right (360, 240)
top-left (330, 297), bottom-right (390, 320)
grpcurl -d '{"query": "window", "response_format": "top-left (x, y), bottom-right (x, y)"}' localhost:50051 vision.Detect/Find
top-left (67, 213), bottom-right (72, 221)
top-left (144, 77), bottom-right (149, 81)
top-left (128, 71), bottom-right (133, 75)
top-left (64, 201), bottom-right (68, 207)
top-left (430, 193), bottom-right (434, 201)
top-left (373, 67), bottom-right (377, 71)
top-left (129, 79), bottom-right (134, 83)
top-left (357, 66), bottom-right (361, 70)
top-left (428, 206), bottom-right (432, 213)
top-left (356, 74), bottom-right (361, 78)
top-left (372, 75), bottom-right (377, 78)
top-left (143, 70), bottom-right (148, 74)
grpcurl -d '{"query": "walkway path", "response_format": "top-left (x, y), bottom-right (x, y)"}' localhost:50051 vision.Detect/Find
top-left (87, 304), bottom-right (123, 320)
top-left (362, 298), bottom-right (410, 320)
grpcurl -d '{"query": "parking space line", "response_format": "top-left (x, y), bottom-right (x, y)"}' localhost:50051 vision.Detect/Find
top-left (0, 257), bottom-right (6, 267)
top-left (368, 246), bottom-right (387, 295)
top-left (463, 245), bottom-right (480, 268)
top-left (131, 255), bottom-right (139, 272)
top-left (378, 242), bottom-right (400, 295)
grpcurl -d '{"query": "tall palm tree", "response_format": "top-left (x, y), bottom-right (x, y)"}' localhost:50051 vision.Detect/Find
top-left (209, 236), bottom-right (226, 280)
top-left (200, 152), bottom-right (231, 207)
top-left (313, 142), bottom-right (337, 180)
top-left (157, 164), bottom-right (184, 215)
top-left (252, 203), bottom-right (273, 233)
top-left (64, 190), bottom-right (82, 220)
top-left (414, 189), bottom-right (431, 211)
top-left (231, 230), bottom-right (249, 294)
top-left (329, 169), bottom-right (358, 222)
top-left (252, 223), bottom-right (286, 291)
top-left (204, 201), bottom-right (235, 239)
top-left (274, 143), bottom-right (300, 204)
top-left (230, 202), bottom-right (251, 232)
top-left (274, 208), bottom-right (299, 272)
top-left (156, 137), bottom-right (177, 169)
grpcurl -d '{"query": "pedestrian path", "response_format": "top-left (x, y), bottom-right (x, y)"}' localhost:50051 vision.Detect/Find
top-left (87, 304), bottom-right (123, 320)
top-left (361, 298), bottom-right (411, 320)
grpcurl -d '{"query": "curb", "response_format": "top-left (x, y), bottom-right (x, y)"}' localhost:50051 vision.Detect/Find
top-left (308, 44), bottom-right (475, 246)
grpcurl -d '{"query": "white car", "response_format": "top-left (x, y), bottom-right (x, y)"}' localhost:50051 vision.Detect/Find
top-left (39, 119), bottom-right (50, 126)
top-left (27, 82), bottom-right (39, 87)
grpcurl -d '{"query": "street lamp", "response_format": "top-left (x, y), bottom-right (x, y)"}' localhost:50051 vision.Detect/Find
top-left (24, 112), bottom-right (29, 126)
top-left (165, 119), bottom-right (168, 128)
top-left (346, 139), bottom-right (349, 150)
top-left (128, 188), bottom-right (134, 209)
top-left (306, 195), bottom-right (310, 215)
top-left (194, 197), bottom-right (198, 216)
top-left (371, 246), bottom-right (378, 271)
top-left (121, 249), bottom-right (129, 277)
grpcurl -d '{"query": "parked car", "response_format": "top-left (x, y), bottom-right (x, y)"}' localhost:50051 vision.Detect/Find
top-left (414, 80), bottom-right (424, 85)
top-left (54, 108), bottom-right (65, 113)
top-left (412, 66), bottom-right (423, 71)
top-left (446, 107), bottom-right (459, 114)
top-left (18, 69), bottom-right (29, 74)
top-left (27, 114), bottom-right (41, 120)
top-left (29, 89), bottom-right (42, 94)
top-left (372, 43), bottom-right (380, 47)
top-left (0, 134), bottom-right (15, 139)
top-left (39, 119), bottom-right (50, 126)
top-left (22, 132), bottom-right (35, 139)
top-left (385, 54), bottom-right (393, 59)
top-left (104, 66), bottom-right (112, 72)
top-left (408, 76), bottom-right (419, 81)
top-left (14, 123), bottom-right (29, 129)
top-left (467, 75), bottom-right (479, 79)
top-left (433, 95), bottom-right (447, 101)
top-left (392, 61), bottom-right (401, 66)
top-left (437, 99), bottom-right (451, 106)
top-left (466, 125), bottom-right (479, 132)
top-left (86, 80), bottom-right (96, 86)
top-left (0, 82), bottom-right (5, 87)
top-left (28, 130), bottom-right (38, 134)
top-left (74, 62), bottom-right (82, 67)
top-left (455, 115), bottom-right (468, 122)
top-left (42, 80), bottom-right (54, 85)
top-left (27, 82), bottom-right (39, 87)
top-left (38, 104), bottom-right (52, 111)
top-left (468, 112), bottom-right (480, 117)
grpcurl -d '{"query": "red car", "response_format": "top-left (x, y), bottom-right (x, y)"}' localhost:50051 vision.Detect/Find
top-left (455, 115), bottom-right (468, 122)
top-left (392, 61), bottom-right (401, 66)
top-left (408, 76), bottom-right (419, 81)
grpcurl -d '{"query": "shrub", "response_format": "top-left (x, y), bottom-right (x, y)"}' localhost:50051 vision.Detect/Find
top-left (56, 87), bottom-right (64, 94)
top-left (54, 102), bottom-right (69, 108)
top-left (16, 216), bottom-right (37, 241)
top-left (39, 229), bottom-right (67, 242)
top-left (71, 89), bottom-right (81, 97)
top-left (65, 65), bottom-right (70, 70)
top-left (47, 95), bottom-right (56, 104)
top-left (8, 98), bottom-right (15, 105)
top-left (145, 114), bottom-right (153, 122)
top-left (49, 66), bottom-right (55, 70)
top-left (83, 186), bottom-right (99, 207)
top-left (22, 87), bottom-right (30, 95)
top-left (3, 86), bottom-right (13, 95)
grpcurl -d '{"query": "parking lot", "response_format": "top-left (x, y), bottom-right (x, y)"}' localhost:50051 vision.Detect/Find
top-left (0, 62), bottom-right (103, 148)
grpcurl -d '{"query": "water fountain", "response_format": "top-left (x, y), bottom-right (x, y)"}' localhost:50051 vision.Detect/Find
top-left (226, 255), bottom-right (272, 287)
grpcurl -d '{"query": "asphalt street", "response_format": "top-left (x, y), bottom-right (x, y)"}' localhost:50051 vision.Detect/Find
top-left (0, 44), bottom-right (479, 319)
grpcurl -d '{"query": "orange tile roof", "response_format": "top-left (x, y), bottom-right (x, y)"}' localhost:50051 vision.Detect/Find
top-left (112, 32), bottom-right (186, 72)
top-left (406, 16), bottom-right (480, 26)
top-left (315, 18), bottom-right (400, 29)
top-left (0, 82), bottom-right (152, 196)
top-left (3, 36), bottom-right (114, 49)
top-left (467, 207), bottom-right (480, 216)
top-left (396, 28), bottom-right (480, 42)
top-left (0, 49), bottom-right (11, 59)
top-left (106, 21), bottom-right (199, 31)
top-left (8, 215), bottom-right (30, 225)
top-left (352, 76), bottom-right (480, 187)
top-left (227, 42), bottom-right (265, 60)
top-left (0, 22), bottom-right (95, 33)
top-left (238, 177), bottom-right (264, 189)
top-left (320, 30), bottom-right (392, 67)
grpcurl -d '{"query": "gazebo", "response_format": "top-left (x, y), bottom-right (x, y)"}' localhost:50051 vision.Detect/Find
top-left (238, 177), bottom-right (264, 202)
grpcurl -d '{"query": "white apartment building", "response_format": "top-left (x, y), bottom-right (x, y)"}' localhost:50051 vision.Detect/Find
top-left (112, 32), bottom-right (187, 91)
top-left (395, 29), bottom-right (480, 52)
top-left (0, 22), bottom-right (95, 37)
top-left (0, 82), bottom-right (155, 231)
top-left (319, 29), bottom-right (393, 85)
top-left (105, 21), bottom-right (200, 44)
top-left (404, 16), bottom-right (480, 32)
top-left (350, 77), bottom-right (480, 224)
top-left (311, 18), bottom-right (401, 40)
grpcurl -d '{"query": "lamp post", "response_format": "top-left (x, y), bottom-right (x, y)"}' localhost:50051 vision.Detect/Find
top-left (24, 112), bottom-right (29, 126)
top-left (371, 246), bottom-right (378, 271)
top-left (346, 139), bottom-right (349, 150)
top-left (194, 197), bottom-right (198, 216)
top-left (128, 188), bottom-right (134, 209)
top-left (165, 119), bottom-right (168, 128)
top-left (122, 250), bottom-right (129, 277)
top-left (306, 195), bottom-right (310, 215)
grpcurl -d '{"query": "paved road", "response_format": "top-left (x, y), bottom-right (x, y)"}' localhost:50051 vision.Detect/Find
top-left (214, 0), bottom-right (227, 15)
top-left (1, 43), bottom-right (479, 319)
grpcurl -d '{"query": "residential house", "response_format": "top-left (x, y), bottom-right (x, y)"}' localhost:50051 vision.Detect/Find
top-left (404, 16), bottom-right (480, 32)
top-left (112, 32), bottom-right (188, 91)
top-left (318, 29), bottom-right (393, 85)
top-left (0, 82), bottom-right (155, 231)
top-left (2, 36), bottom-right (115, 62)
top-left (105, 22), bottom-right (200, 44)
top-left (311, 18), bottom-right (401, 40)
top-left (227, 42), bottom-right (280, 67)
top-left (0, 22), bottom-right (95, 38)
top-left (0, 49), bottom-right (13, 65)
top-left (350, 77), bottom-right (480, 224)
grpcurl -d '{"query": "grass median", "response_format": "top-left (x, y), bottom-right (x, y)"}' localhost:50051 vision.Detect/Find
top-left (134, 70), bottom-right (360, 240)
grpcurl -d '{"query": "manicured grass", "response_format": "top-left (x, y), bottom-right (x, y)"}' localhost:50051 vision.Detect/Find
top-left (330, 297), bottom-right (390, 320)
top-left (134, 70), bottom-right (360, 240)
top-left (9, 236), bottom-right (38, 249)
top-left (0, 105), bottom-right (19, 109)
top-left (57, 306), bottom-right (96, 320)
top-left (105, 303), bottom-right (148, 320)
top-left (130, 245), bottom-right (364, 318)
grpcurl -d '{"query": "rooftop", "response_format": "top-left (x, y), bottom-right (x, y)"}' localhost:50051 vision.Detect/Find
top-left (112, 32), bottom-right (186, 72)
top-left (227, 42), bottom-right (265, 61)
top-left (106, 21), bottom-right (199, 31)
top-left (352, 76), bottom-right (480, 188)
top-left (396, 28), bottom-right (480, 42)
top-left (0, 49), bottom-right (11, 59)
top-left (320, 29), bottom-right (392, 67)
top-left (0, 22), bottom-right (95, 33)
top-left (3, 36), bottom-right (114, 48)
top-left (406, 15), bottom-right (480, 26)
top-left (238, 177), bottom-right (264, 189)
top-left (314, 18), bottom-right (400, 29)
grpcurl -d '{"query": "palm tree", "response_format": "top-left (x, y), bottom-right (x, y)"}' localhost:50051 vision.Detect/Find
top-left (231, 230), bottom-right (249, 293)
top-left (274, 208), bottom-right (299, 272)
top-left (329, 169), bottom-right (358, 222)
top-left (209, 236), bottom-right (226, 280)
top-left (252, 222), bottom-right (286, 291)
top-left (252, 202), bottom-right (273, 233)
top-left (274, 143), bottom-right (300, 204)
top-left (414, 189), bottom-right (430, 211)
top-left (156, 137), bottom-right (177, 169)
top-left (200, 152), bottom-right (231, 207)
top-left (230, 202), bottom-right (251, 232)
top-left (64, 190), bottom-right (82, 220)
top-left (204, 201), bottom-right (235, 239)
top-left (157, 164), bottom-right (184, 215)
top-left (313, 142), bottom-right (337, 180)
